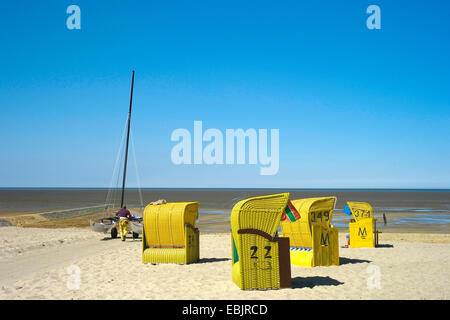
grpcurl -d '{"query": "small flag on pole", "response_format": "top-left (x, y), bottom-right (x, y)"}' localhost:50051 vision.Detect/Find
top-left (282, 200), bottom-right (301, 222)
top-left (343, 204), bottom-right (352, 216)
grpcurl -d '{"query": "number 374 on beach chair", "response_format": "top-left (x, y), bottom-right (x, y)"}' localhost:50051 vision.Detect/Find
top-left (343, 201), bottom-right (380, 248)
top-left (231, 193), bottom-right (292, 290)
top-left (280, 197), bottom-right (340, 267)
top-left (142, 202), bottom-right (200, 264)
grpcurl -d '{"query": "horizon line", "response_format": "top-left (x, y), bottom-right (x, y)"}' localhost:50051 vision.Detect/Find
top-left (1, 187), bottom-right (449, 191)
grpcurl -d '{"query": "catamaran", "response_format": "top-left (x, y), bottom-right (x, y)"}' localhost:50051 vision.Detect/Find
top-left (90, 70), bottom-right (144, 238)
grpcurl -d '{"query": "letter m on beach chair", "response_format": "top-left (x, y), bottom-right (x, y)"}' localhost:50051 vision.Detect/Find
top-left (280, 197), bottom-right (340, 267)
top-left (231, 193), bottom-right (292, 290)
top-left (142, 202), bottom-right (200, 264)
top-left (346, 201), bottom-right (379, 248)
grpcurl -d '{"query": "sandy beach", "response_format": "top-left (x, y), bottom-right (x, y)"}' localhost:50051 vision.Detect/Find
top-left (1, 226), bottom-right (449, 300)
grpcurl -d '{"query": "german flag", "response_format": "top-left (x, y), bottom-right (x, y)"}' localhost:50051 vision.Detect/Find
top-left (281, 200), bottom-right (301, 222)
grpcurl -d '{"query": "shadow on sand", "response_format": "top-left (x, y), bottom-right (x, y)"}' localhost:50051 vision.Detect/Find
top-left (292, 276), bottom-right (344, 289)
top-left (198, 257), bottom-right (231, 264)
top-left (100, 237), bottom-right (116, 241)
top-left (339, 257), bottom-right (371, 265)
top-left (100, 236), bottom-right (141, 241)
top-left (376, 244), bottom-right (394, 248)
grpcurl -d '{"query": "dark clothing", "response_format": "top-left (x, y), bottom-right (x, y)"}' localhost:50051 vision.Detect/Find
top-left (115, 208), bottom-right (131, 219)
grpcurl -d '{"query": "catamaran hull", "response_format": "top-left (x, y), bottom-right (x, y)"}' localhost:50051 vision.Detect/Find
top-left (130, 220), bottom-right (143, 234)
top-left (90, 219), bottom-right (142, 237)
top-left (90, 220), bottom-right (116, 234)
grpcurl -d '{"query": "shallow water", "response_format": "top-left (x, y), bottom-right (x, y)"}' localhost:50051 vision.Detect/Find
top-left (1, 188), bottom-right (449, 233)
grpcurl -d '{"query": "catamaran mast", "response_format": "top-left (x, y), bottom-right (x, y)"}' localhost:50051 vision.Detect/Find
top-left (120, 70), bottom-right (135, 208)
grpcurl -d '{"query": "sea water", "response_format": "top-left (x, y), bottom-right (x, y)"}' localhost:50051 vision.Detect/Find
top-left (1, 188), bottom-right (449, 233)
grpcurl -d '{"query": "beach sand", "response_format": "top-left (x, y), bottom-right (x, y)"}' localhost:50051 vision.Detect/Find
top-left (0, 227), bottom-right (449, 300)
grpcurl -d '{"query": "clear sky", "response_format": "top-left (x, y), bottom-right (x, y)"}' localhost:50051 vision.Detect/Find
top-left (0, 1), bottom-right (449, 188)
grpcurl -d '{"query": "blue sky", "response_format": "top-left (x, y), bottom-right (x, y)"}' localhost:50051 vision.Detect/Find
top-left (0, 1), bottom-right (449, 188)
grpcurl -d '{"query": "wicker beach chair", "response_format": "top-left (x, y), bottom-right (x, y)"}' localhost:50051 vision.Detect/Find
top-left (142, 202), bottom-right (200, 264)
top-left (231, 193), bottom-right (292, 290)
top-left (280, 197), bottom-right (340, 267)
top-left (345, 201), bottom-right (379, 248)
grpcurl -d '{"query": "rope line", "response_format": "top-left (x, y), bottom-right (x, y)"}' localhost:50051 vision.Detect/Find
top-left (104, 117), bottom-right (144, 215)
top-left (130, 129), bottom-right (144, 212)
top-left (105, 117), bottom-right (128, 210)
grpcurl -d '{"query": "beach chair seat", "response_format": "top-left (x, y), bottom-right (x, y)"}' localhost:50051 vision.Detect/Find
top-left (231, 193), bottom-right (292, 290)
top-left (345, 201), bottom-right (378, 248)
top-left (142, 202), bottom-right (199, 264)
top-left (280, 197), bottom-right (340, 267)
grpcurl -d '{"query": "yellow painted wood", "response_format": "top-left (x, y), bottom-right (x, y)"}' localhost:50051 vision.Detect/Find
top-left (347, 201), bottom-right (377, 248)
top-left (230, 193), bottom-right (290, 290)
top-left (281, 197), bottom-right (340, 267)
top-left (142, 202), bottom-right (199, 264)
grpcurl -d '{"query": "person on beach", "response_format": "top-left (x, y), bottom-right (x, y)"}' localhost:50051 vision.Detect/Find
top-left (341, 233), bottom-right (350, 248)
top-left (115, 206), bottom-right (131, 241)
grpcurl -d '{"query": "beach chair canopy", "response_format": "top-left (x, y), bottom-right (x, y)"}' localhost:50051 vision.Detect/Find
top-left (231, 193), bottom-right (289, 243)
top-left (344, 201), bottom-right (373, 221)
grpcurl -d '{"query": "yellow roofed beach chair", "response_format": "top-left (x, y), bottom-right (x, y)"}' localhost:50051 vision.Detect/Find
top-left (231, 193), bottom-right (292, 290)
top-left (345, 201), bottom-right (379, 248)
top-left (280, 197), bottom-right (340, 267)
top-left (142, 202), bottom-right (200, 264)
